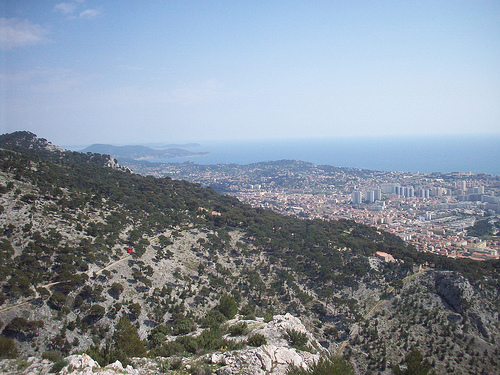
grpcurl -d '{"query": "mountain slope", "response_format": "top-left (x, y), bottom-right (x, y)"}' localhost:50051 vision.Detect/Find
top-left (0, 132), bottom-right (498, 374)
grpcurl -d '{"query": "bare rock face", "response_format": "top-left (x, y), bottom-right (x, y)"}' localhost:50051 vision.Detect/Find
top-left (434, 271), bottom-right (496, 340)
top-left (435, 271), bottom-right (474, 314)
top-left (0, 357), bottom-right (52, 374)
top-left (212, 345), bottom-right (318, 375)
top-left (104, 155), bottom-right (132, 173)
top-left (262, 313), bottom-right (316, 347)
top-left (210, 314), bottom-right (321, 375)
top-left (59, 354), bottom-right (99, 374)
top-left (60, 355), bottom-right (139, 375)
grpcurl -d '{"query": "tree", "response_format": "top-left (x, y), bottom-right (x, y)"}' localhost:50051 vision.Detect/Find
top-left (109, 282), bottom-right (124, 299)
top-left (128, 302), bottom-right (142, 320)
top-left (216, 294), bottom-right (238, 319)
top-left (3, 318), bottom-right (43, 341)
top-left (392, 348), bottom-right (435, 375)
top-left (113, 316), bottom-right (147, 358)
top-left (158, 235), bottom-right (173, 248)
top-left (390, 279), bottom-right (404, 293)
top-left (48, 292), bottom-right (67, 310)
top-left (87, 304), bottom-right (106, 322)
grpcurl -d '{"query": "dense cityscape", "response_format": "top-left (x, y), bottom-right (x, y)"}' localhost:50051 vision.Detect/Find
top-left (128, 160), bottom-right (500, 262)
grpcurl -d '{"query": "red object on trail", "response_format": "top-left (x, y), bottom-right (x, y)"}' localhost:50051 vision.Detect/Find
top-left (126, 247), bottom-right (134, 253)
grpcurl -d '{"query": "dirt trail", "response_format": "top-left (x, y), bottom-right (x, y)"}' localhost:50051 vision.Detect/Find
top-left (0, 254), bottom-right (133, 314)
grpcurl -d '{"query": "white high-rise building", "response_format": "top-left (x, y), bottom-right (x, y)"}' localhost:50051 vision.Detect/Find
top-left (366, 191), bottom-right (375, 203)
top-left (351, 191), bottom-right (363, 205)
top-left (473, 186), bottom-right (484, 194)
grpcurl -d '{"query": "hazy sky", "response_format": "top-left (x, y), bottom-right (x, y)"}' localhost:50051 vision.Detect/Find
top-left (1, 1), bottom-right (499, 145)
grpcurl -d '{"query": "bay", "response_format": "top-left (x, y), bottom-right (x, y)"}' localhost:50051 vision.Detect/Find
top-left (149, 134), bottom-right (500, 175)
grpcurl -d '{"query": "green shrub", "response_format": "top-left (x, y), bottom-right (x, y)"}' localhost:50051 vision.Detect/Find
top-left (172, 315), bottom-right (196, 336)
top-left (87, 304), bottom-right (106, 322)
top-left (228, 322), bottom-right (248, 336)
top-left (286, 355), bottom-right (354, 375)
top-left (48, 292), bottom-right (66, 310)
top-left (247, 333), bottom-right (267, 347)
top-left (150, 341), bottom-right (185, 357)
top-left (239, 302), bottom-right (256, 320)
top-left (42, 350), bottom-right (63, 362)
top-left (196, 328), bottom-right (224, 352)
top-left (264, 309), bottom-right (274, 323)
top-left (216, 294), bottom-right (238, 320)
top-left (158, 358), bottom-right (170, 373)
top-left (188, 363), bottom-right (211, 375)
top-left (175, 336), bottom-right (198, 354)
top-left (286, 329), bottom-right (309, 350)
top-left (15, 359), bottom-right (30, 370)
top-left (109, 283), bottom-right (124, 299)
top-left (50, 359), bottom-right (68, 373)
top-left (148, 324), bottom-right (170, 349)
top-left (392, 348), bottom-right (435, 375)
top-left (169, 357), bottom-right (183, 370)
top-left (202, 309), bottom-right (226, 329)
top-left (128, 302), bottom-right (142, 320)
top-left (0, 336), bottom-right (18, 359)
top-left (3, 317), bottom-right (43, 339)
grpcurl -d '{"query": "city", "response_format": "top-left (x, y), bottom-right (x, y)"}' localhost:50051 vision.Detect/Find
top-left (126, 160), bottom-right (500, 262)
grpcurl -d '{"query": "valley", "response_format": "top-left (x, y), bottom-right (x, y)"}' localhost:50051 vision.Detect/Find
top-left (0, 132), bottom-right (498, 374)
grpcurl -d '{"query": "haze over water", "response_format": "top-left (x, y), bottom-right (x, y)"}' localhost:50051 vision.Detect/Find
top-left (153, 135), bottom-right (500, 175)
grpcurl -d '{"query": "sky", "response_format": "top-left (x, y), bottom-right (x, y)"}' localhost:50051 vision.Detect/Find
top-left (1, 1), bottom-right (499, 146)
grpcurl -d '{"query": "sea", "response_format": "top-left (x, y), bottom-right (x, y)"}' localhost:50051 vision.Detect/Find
top-left (149, 134), bottom-right (500, 175)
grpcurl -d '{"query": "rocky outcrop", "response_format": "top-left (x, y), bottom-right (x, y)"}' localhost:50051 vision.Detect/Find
top-left (434, 271), bottom-right (496, 340)
top-left (435, 271), bottom-right (474, 314)
top-left (103, 155), bottom-right (132, 173)
top-left (0, 354), bottom-right (140, 375)
top-left (0, 314), bottom-right (322, 375)
top-left (211, 344), bottom-right (318, 375)
top-left (210, 314), bottom-right (321, 375)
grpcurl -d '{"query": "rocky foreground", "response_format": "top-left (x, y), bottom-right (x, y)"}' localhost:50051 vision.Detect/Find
top-left (0, 314), bottom-right (321, 375)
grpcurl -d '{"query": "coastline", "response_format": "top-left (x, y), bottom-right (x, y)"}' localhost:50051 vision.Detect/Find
top-left (147, 134), bottom-right (500, 175)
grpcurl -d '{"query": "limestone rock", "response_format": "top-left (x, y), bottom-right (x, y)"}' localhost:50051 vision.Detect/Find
top-left (211, 313), bottom-right (322, 374)
top-left (105, 360), bottom-right (124, 371)
top-left (435, 271), bottom-right (474, 314)
top-left (434, 271), bottom-right (495, 339)
top-left (60, 354), bottom-right (99, 374)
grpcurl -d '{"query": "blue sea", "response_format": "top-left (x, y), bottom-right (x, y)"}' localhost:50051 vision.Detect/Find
top-left (153, 134), bottom-right (500, 175)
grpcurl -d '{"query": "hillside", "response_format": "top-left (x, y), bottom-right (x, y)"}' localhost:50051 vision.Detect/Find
top-left (81, 143), bottom-right (208, 161)
top-left (0, 132), bottom-right (499, 374)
